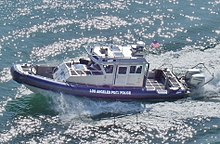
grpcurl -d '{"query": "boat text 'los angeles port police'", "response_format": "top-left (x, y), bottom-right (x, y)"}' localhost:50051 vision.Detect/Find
top-left (89, 89), bottom-right (131, 95)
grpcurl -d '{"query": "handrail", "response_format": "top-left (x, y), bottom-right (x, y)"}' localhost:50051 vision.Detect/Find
top-left (159, 62), bottom-right (214, 87)
top-left (158, 63), bottom-right (174, 72)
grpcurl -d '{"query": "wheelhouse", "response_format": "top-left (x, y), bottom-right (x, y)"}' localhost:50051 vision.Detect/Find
top-left (53, 42), bottom-right (150, 87)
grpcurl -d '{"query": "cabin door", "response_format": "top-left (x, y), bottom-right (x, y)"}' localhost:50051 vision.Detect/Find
top-left (114, 65), bottom-right (128, 86)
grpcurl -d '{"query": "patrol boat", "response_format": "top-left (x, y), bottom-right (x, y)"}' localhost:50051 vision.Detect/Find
top-left (11, 41), bottom-right (213, 101)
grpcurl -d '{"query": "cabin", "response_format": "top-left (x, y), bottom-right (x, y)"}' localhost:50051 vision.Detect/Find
top-left (53, 41), bottom-right (150, 87)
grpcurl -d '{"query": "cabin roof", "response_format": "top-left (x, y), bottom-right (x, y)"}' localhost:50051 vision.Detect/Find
top-left (92, 45), bottom-right (133, 58)
top-left (86, 44), bottom-right (148, 64)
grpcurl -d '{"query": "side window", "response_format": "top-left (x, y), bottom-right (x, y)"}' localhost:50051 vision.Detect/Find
top-left (118, 67), bottom-right (127, 74)
top-left (93, 56), bottom-right (99, 60)
top-left (130, 66), bottom-right (136, 73)
top-left (129, 65), bottom-right (142, 74)
top-left (94, 64), bottom-right (101, 70)
top-left (136, 66), bottom-right (142, 73)
top-left (103, 65), bottom-right (114, 73)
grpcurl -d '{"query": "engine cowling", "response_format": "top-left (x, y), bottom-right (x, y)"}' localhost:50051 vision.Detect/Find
top-left (185, 69), bottom-right (205, 88)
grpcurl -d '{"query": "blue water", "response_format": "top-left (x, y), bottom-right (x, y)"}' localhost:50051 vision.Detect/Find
top-left (0, 0), bottom-right (220, 143)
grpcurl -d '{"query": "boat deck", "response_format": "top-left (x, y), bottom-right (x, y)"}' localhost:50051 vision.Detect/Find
top-left (146, 79), bottom-right (165, 90)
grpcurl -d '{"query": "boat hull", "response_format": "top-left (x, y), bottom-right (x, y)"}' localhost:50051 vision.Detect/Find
top-left (11, 65), bottom-right (189, 101)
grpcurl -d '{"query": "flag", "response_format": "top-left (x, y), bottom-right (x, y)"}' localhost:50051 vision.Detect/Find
top-left (151, 40), bottom-right (160, 49)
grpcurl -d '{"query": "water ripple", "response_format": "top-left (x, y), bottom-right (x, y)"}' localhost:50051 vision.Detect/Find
top-left (0, 68), bottom-right (11, 83)
top-left (30, 37), bottom-right (107, 61)
top-left (80, 16), bottom-right (128, 30)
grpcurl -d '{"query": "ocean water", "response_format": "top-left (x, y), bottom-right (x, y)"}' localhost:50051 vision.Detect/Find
top-left (0, 0), bottom-right (220, 143)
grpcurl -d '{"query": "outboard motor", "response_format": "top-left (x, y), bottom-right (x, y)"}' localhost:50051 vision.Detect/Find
top-left (185, 69), bottom-right (205, 88)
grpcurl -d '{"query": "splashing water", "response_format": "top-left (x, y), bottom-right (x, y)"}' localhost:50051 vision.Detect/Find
top-left (50, 92), bottom-right (145, 123)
